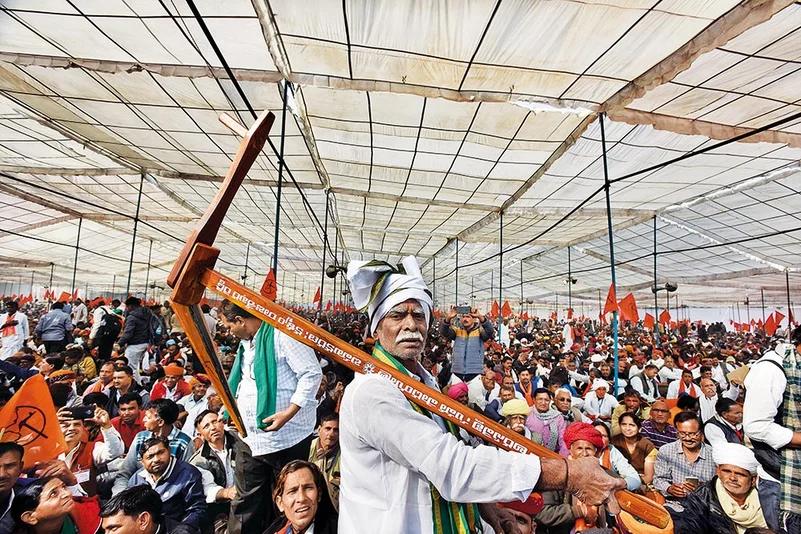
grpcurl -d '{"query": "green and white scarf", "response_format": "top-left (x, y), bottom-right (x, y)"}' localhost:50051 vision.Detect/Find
top-left (228, 322), bottom-right (277, 429)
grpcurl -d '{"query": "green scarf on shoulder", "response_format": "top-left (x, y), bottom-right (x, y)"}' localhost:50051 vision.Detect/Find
top-left (371, 343), bottom-right (482, 534)
top-left (228, 322), bottom-right (277, 428)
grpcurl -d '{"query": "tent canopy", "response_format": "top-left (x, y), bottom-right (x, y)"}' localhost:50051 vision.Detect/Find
top-left (0, 0), bottom-right (799, 310)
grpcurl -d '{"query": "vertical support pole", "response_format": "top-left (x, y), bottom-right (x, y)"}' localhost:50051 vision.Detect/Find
top-left (761, 288), bottom-right (766, 330)
top-left (567, 246), bottom-right (572, 313)
top-left (455, 239), bottom-right (459, 304)
top-left (319, 190), bottom-right (330, 311)
top-left (600, 113), bottom-right (620, 395)
top-left (144, 239), bottom-right (153, 300)
top-left (273, 81), bottom-right (289, 275)
top-left (471, 277), bottom-right (475, 307)
top-left (499, 211), bottom-right (503, 343)
top-left (746, 297), bottom-right (750, 327)
top-left (520, 259), bottom-right (523, 313)
top-left (29, 272), bottom-right (34, 298)
top-left (243, 243), bottom-right (251, 287)
top-left (48, 263), bottom-right (54, 299)
top-left (340, 248), bottom-right (345, 306)
top-left (787, 270), bottom-right (793, 338)
top-left (112, 275), bottom-right (117, 300)
top-left (432, 257), bottom-right (437, 308)
top-left (653, 216), bottom-right (660, 345)
top-left (332, 231), bottom-right (339, 307)
top-left (126, 174), bottom-right (144, 294)
top-left (71, 217), bottom-right (83, 294)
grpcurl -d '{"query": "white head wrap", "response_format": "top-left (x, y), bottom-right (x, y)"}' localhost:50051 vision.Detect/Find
top-left (591, 379), bottom-right (610, 392)
top-left (346, 256), bottom-right (433, 336)
top-left (712, 442), bottom-right (759, 474)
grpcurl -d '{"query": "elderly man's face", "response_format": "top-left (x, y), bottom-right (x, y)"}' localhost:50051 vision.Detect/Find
top-left (507, 414), bottom-right (527, 434)
top-left (716, 464), bottom-right (756, 500)
top-left (534, 392), bottom-right (551, 414)
top-left (723, 404), bottom-right (743, 426)
top-left (594, 386), bottom-right (607, 399)
top-left (700, 378), bottom-right (717, 398)
top-left (569, 440), bottom-right (598, 459)
top-left (650, 401), bottom-right (670, 424)
top-left (554, 391), bottom-right (571, 414)
top-left (374, 300), bottom-right (428, 363)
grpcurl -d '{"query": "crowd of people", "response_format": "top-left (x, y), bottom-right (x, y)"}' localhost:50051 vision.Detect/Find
top-left (0, 270), bottom-right (797, 534)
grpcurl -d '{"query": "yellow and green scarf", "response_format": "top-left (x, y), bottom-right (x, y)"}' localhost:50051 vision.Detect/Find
top-left (371, 343), bottom-right (482, 534)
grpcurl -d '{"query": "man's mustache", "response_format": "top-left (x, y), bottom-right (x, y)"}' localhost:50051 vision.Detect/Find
top-left (395, 331), bottom-right (424, 343)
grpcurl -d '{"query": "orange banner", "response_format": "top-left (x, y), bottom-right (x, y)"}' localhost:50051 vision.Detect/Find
top-left (0, 375), bottom-right (67, 465)
top-left (602, 284), bottom-right (617, 315)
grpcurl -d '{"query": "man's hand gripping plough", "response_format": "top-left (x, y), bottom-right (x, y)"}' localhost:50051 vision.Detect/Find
top-left (166, 109), bottom-right (671, 531)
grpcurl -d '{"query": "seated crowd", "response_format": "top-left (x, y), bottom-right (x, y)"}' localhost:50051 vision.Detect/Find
top-left (0, 295), bottom-right (795, 534)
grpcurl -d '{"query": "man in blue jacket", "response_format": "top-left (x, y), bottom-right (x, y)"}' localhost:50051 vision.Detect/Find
top-left (34, 302), bottom-right (72, 353)
top-left (440, 306), bottom-right (495, 382)
top-left (128, 436), bottom-right (205, 530)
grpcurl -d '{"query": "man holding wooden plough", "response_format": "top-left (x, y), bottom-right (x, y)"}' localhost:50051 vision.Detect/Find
top-left (338, 256), bottom-right (626, 533)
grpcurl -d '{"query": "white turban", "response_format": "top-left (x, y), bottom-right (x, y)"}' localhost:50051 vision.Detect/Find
top-left (346, 256), bottom-right (433, 336)
top-left (591, 379), bottom-right (610, 392)
top-left (712, 443), bottom-right (759, 474)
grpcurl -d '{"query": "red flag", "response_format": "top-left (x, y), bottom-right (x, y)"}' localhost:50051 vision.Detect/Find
top-left (521, 312), bottom-right (529, 321)
top-left (617, 293), bottom-right (640, 323)
top-left (602, 284), bottom-right (617, 315)
top-left (643, 313), bottom-right (655, 330)
top-left (70, 288), bottom-right (79, 301)
top-left (669, 321), bottom-right (677, 330)
top-left (599, 312), bottom-right (607, 325)
top-left (775, 311), bottom-right (786, 326)
top-left (550, 311), bottom-right (557, 321)
top-left (491, 301), bottom-right (500, 318)
top-left (58, 291), bottom-right (70, 303)
top-left (659, 309), bottom-right (671, 324)
top-left (733, 322), bottom-right (740, 332)
top-left (757, 319), bottom-right (763, 329)
top-left (325, 300), bottom-right (332, 312)
top-left (501, 301), bottom-right (512, 318)
top-left (0, 375), bottom-right (68, 464)
top-left (567, 308), bottom-right (573, 319)
top-left (765, 313), bottom-right (777, 336)
top-left (313, 287), bottom-right (321, 306)
top-left (260, 269), bottom-right (277, 301)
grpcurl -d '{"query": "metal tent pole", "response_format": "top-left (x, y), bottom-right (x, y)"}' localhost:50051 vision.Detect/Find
top-left (144, 239), bottom-right (153, 300)
top-left (653, 216), bottom-right (660, 345)
top-left (319, 190), bottom-right (330, 311)
top-left (600, 113), bottom-right (620, 395)
top-left (567, 246), bottom-right (572, 314)
top-left (273, 81), bottom-right (289, 275)
top-left (71, 217), bottom-right (83, 294)
top-left (432, 257), bottom-right (436, 308)
top-left (332, 231), bottom-right (338, 307)
top-left (787, 270), bottom-right (793, 338)
top-left (126, 174), bottom-right (144, 294)
top-left (520, 259), bottom-right (523, 313)
top-left (243, 243), bottom-right (251, 288)
top-left (455, 239), bottom-right (459, 304)
top-left (499, 211), bottom-right (503, 343)
top-left (761, 288), bottom-right (766, 328)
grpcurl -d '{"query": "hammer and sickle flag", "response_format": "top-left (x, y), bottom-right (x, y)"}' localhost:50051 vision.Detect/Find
top-left (260, 269), bottom-right (278, 301)
top-left (0, 374), bottom-right (67, 464)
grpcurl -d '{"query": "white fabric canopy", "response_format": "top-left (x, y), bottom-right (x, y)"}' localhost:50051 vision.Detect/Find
top-left (0, 0), bottom-right (799, 313)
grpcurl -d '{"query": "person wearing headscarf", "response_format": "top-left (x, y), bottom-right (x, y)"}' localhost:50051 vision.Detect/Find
top-left (339, 256), bottom-right (625, 534)
top-left (535, 423), bottom-right (613, 534)
top-left (583, 379), bottom-right (619, 422)
top-left (680, 443), bottom-right (778, 533)
top-left (502, 398), bottom-right (533, 440)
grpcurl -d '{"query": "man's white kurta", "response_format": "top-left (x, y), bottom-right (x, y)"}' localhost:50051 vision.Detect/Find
top-left (339, 365), bottom-right (543, 534)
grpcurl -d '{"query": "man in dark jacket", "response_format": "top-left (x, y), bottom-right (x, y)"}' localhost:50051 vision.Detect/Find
top-left (128, 436), bottom-right (205, 530)
top-left (118, 297), bottom-right (154, 382)
top-left (101, 483), bottom-right (199, 534)
top-left (681, 442), bottom-right (778, 533)
top-left (440, 306), bottom-right (494, 381)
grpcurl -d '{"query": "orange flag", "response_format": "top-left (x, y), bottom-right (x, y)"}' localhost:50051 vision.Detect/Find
top-left (57, 292), bottom-right (70, 302)
top-left (617, 293), bottom-right (640, 323)
top-left (775, 311), bottom-right (786, 326)
top-left (765, 313), bottom-right (777, 336)
top-left (643, 313), bottom-right (655, 330)
top-left (567, 308), bottom-right (573, 319)
top-left (313, 287), bottom-right (321, 306)
top-left (659, 309), bottom-right (671, 324)
top-left (491, 301), bottom-right (500, 318)
top-left (0, 375), bottom-right (68, 465)
top-left (602, 284), bottom-right (617, 315)
top-left (260, 269), bottom-right (278, 301)
top-left (325, 301), bottom-right (332, 312)
top-left (501, 301), bottom-right (512, 318)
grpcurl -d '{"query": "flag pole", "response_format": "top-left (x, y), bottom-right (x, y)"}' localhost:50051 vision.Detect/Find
top-left (600, 114), bottom-right (620, 395)
top-left (499, 211), bottom-right (503, 344)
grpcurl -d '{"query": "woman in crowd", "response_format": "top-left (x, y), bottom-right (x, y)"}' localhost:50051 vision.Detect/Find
top-left (610, 411), bottom-right (657, 486)
top-left (591, 420), bottom-right (641, 491)
top-left (10, 476), bottom-right (101, 534)
top-left (265, 460), bottom-right (338, 534)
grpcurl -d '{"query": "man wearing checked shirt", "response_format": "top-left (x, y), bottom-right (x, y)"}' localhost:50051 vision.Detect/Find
top-left (219, 300), bottom-right (322, 534)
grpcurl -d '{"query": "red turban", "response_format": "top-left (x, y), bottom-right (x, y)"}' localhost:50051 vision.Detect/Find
top-left (563, 422), bottom-right (605, 451)
top-left (446, 382), bottom-right (469, 400)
